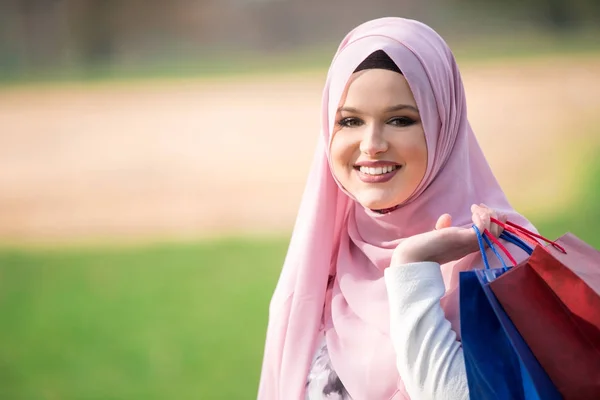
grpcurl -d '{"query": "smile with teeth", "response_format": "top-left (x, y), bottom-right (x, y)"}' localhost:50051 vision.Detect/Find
top-left (358, 165), bottom-right (400, 175)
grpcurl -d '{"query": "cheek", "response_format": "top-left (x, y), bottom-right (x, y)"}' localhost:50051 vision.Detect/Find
top-left (409, 141), bottom-right (428, 167)
top-left (395, 130), bottom-right (428, 167)
top-left (329, 133), bottom-right (358, 172)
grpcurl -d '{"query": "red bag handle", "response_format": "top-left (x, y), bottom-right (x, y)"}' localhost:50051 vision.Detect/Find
top-left (490, 217), bottom-right (567, 254)
top-left (483, 228), bottom-right (519, 266)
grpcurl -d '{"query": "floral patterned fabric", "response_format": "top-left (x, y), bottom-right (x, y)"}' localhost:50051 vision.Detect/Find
top-left (305, 333), bottom-right (352, 400)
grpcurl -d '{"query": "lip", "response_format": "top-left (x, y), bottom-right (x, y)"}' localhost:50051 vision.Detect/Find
top-left (354, 160), bottom-right (400, 168)
top-left (355, 165), bottom-right (401, 183)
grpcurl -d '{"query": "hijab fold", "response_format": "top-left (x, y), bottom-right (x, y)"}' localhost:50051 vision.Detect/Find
top-left (258, 17), bottom-right (535, 400)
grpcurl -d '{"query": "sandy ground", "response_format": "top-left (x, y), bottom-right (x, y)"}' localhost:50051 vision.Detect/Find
top-left (1, 56), bottom-right (600, 244)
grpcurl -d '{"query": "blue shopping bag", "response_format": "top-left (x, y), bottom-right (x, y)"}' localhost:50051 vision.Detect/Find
top-left (460, 226), bottom-right (562, 400)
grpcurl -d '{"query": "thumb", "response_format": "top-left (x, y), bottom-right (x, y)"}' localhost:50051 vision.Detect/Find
top-left (435, 213), bottom-right (452, 230)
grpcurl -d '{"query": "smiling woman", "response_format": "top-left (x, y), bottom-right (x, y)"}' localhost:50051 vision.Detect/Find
top-left (258, 17), bottom-right (539, 400)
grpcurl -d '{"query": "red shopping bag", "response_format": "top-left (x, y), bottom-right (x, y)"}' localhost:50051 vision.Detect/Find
top-left (487, 221), bottom-right (600, 400)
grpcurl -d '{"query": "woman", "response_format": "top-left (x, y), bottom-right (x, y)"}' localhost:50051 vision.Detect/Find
top-left (258, 17), bottom-right (534, 400)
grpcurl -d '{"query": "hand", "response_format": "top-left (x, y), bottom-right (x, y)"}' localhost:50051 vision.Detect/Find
top-left (390, 204), bottom-right (507, 266)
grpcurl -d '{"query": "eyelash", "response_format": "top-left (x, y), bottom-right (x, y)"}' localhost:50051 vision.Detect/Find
top-left (336, 116), bottom-right (417, 128)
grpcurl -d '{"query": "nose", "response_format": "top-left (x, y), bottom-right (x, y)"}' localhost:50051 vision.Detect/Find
top-left (359, 123), bottom-right (388, 156)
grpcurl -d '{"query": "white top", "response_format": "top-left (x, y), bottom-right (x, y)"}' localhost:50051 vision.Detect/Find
top-left (306, 262), bottom-right (469, 400)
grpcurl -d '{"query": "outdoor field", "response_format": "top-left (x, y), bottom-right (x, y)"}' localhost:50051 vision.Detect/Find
top-left (1, 52), bottom-right (600, 399)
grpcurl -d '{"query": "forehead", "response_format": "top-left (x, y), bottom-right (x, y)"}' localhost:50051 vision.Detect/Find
top-left (340, 69), bottom-right (417, 109)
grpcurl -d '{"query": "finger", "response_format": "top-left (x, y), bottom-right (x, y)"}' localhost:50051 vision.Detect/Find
top-left (481, 215), bottom-right (491, 233)
top-left (479, 203), bottom-right (494, 223)
top-left (435, 213), bottom-right (452, 230)
top-left (488, 208), bottom-right (499, 237)
top-left (471, 204), bottom-right (485, 225)
top-left (493, 213), bottom-right (508, 236)
top-left (476, 209), bottom-right (491, 233)
top-left (484, 208), bottom-right (507, 238)
top-left (486, 207), bottom-right (509, 237)
top-left (472, 209), bottom-right (484, 230)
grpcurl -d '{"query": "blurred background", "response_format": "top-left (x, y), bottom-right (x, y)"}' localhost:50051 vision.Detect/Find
top-left (1, 0), bottom-right (600, 399)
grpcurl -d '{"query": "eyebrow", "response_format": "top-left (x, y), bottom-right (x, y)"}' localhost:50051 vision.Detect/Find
top-left (337, 104), bottom-right (419, 114)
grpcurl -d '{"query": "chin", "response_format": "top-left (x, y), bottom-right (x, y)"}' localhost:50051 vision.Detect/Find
top-left (355, 192), bottom-right (400, 211)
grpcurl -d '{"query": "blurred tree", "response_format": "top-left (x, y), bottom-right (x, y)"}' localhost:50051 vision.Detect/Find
top-left (544, 0), bottom-right (577, 29)
top-left (9, 0), bottom-right (68, 71)
top-left (455, 0), bottom-right (600, 31)
top-left (1, 0), bottom-right (597, 77)
top-left (66, 0), bottom-right (119, 67)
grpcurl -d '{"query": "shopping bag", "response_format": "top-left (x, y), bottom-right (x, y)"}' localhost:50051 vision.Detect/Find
top-left (460, 226), bottom-right (562, 400)
top-left (488, 219), bottom-right (600, 400)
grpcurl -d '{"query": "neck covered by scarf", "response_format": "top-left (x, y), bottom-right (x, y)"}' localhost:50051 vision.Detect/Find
top-left (258, 17), bottom-right (536, 400)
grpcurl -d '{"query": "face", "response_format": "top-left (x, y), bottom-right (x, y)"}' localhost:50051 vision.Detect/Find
top-left (330, 68), bottom-right (428, 210)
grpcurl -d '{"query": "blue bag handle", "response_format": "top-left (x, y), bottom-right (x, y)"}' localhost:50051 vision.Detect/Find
top-left (473, 224), bottom-right (509, 271)
top-left (473, 225), bottom-right (535, 272)
top-left (499, 230), bottom-right (534, 256)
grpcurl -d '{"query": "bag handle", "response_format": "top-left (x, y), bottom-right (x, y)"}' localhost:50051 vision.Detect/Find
top-left (490, 217), bottom-right (567, 254)
top-left (484, 229), bottom-right (519, 267)
top-left (473, 224), bottom-right (495, 270)
top-left (499, 230), bottom-right (534, 255)
top-left (473, 225), bottom-right (513, 271)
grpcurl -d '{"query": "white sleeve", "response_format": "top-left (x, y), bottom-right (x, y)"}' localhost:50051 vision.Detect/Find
top-left (384, 262), bottom-right (469, 400)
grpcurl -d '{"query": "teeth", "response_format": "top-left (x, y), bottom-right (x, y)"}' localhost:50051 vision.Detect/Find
top-left (359, 165), bottom-right (397, 175)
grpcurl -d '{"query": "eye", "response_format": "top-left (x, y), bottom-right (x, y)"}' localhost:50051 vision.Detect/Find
top-left (388, 116), bottom-right (417, 127)
top-left (337, 117), bottom-right (363, 128)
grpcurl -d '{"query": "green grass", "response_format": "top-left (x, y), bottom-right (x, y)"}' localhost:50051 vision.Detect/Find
top-left (2, 30), bottom-right (600, 88)
top-left (0, 47), bottom-right (334, 89)
top-left (531, 157), bottom-right (600, 247)
top-left (449, 28), bottom-right (600, 63)
top-left (0, 238), bottom-right (289, 400)
top-left (526, 123), bottom-right (600, 245)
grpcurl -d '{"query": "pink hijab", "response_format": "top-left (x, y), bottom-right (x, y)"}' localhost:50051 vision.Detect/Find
top-left (258, 17), bottom-right (534, 400)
